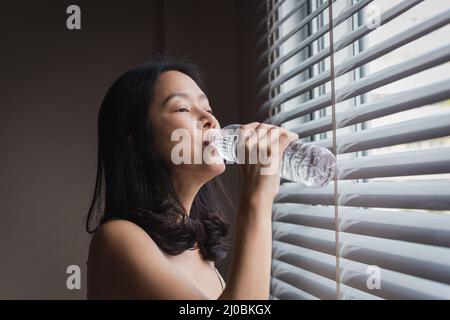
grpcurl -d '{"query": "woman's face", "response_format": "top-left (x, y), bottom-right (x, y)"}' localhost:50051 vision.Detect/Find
top-left (149, 70), bottom-right (225, 180)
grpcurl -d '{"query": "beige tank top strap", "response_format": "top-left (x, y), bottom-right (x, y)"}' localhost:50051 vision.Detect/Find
top-left (209, 261), bottom-right (225, 291)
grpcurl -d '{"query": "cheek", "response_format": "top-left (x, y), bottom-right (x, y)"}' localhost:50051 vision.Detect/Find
top-left (158, 134), bottom-right (181, 165)
top-left (150, 124), bottom-right (175, 164)
top-left (153, 128), bottom-right (196, 167)
top-left (149, 112), bottom-right (203, 166)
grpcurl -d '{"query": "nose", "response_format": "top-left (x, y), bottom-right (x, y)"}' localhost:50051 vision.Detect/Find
top-left (200, 111), bottom-right (217, 130)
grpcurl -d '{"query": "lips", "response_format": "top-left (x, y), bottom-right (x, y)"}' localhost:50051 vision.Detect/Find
top-left (202, 139), bottom-right (218, 157)
top-left (203, 128), bottom-right (220, 145)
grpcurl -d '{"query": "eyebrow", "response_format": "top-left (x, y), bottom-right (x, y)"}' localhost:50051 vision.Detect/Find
top-left (162, 92), bottom-right (208, 107)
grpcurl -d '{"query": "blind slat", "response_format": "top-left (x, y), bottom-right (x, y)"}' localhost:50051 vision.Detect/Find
top-left (263, 0), bottom-right (309, 47)
top-left (272, 259), bottom-right (383, 299)
top-left (273, 241), bottom-right (450, 299)
top-left (272, 203), bottom-right (450, 248)
top-left (275, 181), bottom-right (450, 210)
top-left (273, 222), bottom-right (450, 285)
top-left (266, 12), bottom-right (450, 121)
top-left (289, 79), bottom-right (450, 137)
top-left (265, 0), bottom-right (373, 76)
top-left (265, 0), bottom-right (450, 300)
top-left (271, 277), bottom-right (318, 300)
top-left (256, 0), bottom-right (285, 34)
top-left (259, 0), bottom-right (424, 99)
top-left (272, 259), bottom-right (336, 299)
top-left (263, 43), bottom-right (450, 117)
top-left (256, 0), bottom-right (288, 50)
top-left (259, 0), bottom-right (332, 66)
top-left (337, 147), bottom-right (450, 180)
top-left (316, 112), bottom-right (450, 154)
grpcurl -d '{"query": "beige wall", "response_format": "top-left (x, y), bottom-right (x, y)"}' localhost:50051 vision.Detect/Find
top-left (0, 0), bottom-right (264, 299)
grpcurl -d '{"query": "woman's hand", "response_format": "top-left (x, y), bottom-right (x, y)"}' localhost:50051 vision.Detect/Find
top-left (237, 122), bottom-right (299, 206)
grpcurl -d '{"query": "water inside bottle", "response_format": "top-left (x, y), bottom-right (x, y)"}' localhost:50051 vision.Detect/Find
top-left (206, 124), bottom-right (240, 163)
top-left (210, 131), bottom-right (238, 163)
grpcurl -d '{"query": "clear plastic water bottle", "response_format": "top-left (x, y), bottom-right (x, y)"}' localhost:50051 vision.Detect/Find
top-left (206, 124), bottom-right (336, 187)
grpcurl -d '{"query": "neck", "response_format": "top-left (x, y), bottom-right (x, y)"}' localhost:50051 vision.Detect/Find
top-left (170, 171), bottom-right (204, 215)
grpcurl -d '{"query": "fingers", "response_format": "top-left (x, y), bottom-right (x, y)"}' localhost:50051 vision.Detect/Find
top-left (236, 122), bottom-right (299, 165)
top-left (277, 128), bottom-right (299, 152)
top-left (236, 123), bottom-right (260, 164)
top-left (237, 128), bottom-right (257, 164)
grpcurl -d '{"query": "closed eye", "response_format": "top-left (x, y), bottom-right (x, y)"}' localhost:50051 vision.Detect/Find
top-left (177, 107), bottom-right (190, 112)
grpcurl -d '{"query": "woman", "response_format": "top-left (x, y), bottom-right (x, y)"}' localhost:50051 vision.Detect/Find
top-left (85, 57), bottom-right (298, 299)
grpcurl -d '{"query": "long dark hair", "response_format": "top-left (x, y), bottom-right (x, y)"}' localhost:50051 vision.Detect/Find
top-left (85, 56), bottom-right (231, 261)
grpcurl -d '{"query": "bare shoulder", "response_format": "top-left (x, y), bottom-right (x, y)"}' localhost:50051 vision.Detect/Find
top-left (87, 219), bottom-right (208, 299)
top-left (87, 219), bottom-right (160, 299)
top-left (89, 219), bottom-right (158, 253)
top-left (87, 219), bottom-right (162, 275)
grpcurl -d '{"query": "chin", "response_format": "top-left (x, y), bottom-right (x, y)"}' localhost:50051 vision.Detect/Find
top-left (177, 161), bottom-right (225, 179)
top-left (215, 162), bottom-right (226, 174)
top-left (203, 162), bottom-right (226, 178)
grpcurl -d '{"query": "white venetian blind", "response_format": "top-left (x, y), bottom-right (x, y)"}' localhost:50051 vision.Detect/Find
top-left (258, 0), bottom-right (450, 300)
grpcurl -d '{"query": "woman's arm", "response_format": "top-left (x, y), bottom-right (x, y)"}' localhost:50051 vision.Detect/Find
top-left (218, 122), bottom-right (298, 299)
top-left (218, 193), bottom-right (273, 299)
